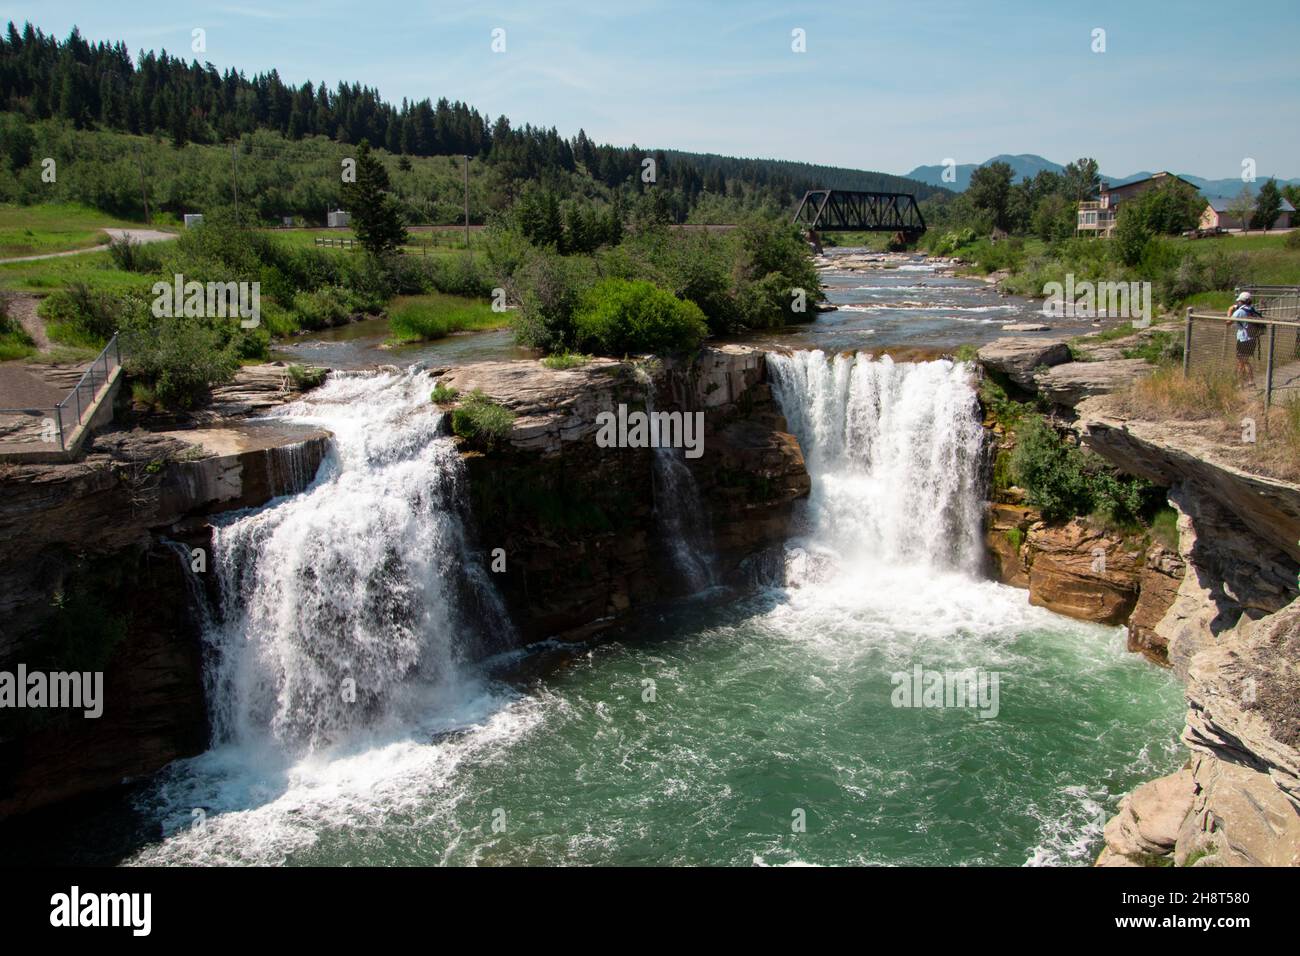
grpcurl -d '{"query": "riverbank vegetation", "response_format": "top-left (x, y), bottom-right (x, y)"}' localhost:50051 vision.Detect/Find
top-left (919, 158), bottom-right (1300, 320)
top-left (387, 293), bottom-right (504, 343)
top-left (0, 23), bottom-right (831, 403)
top-left (449, 389), bottom-right (515, 448)
top-left (980, 371), bottom-right (1171, 541)
top-left (491, 204), bottom-right (822, 355)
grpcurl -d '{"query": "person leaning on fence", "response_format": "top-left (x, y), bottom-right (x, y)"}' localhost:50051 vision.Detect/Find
top-left (1227, 292), bottom-right (1263, 387)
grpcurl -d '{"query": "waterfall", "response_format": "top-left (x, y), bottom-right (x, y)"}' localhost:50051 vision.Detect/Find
top-left (766, 350), bottom-right (986, 575)
top-left (201, 368), bottom-right (513, 753)
top-left (641, 375), bottom-right (716, 592)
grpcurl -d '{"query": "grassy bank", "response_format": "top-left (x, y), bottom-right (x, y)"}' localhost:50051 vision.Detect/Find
top-left (388, 293), bottom-right (505, 342)
top-left (0, 202), bottom-right (149, 258)
top-left (1109, 366), bottom-right (1300, 482)
top-left (935, 230), bottom-right (1299, 318)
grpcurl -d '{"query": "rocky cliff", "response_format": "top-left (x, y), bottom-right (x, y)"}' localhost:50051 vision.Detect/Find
top-left (0, 349), bottom-right (809, 821)
top-left (1079, 400), bottom-right (1300, 867)
top-left (439, 346), bottom-right (809, 640)
top-left (0, 366), bottom-right (329, 821)
top-left (978, 341), bottom-right (1300, 866)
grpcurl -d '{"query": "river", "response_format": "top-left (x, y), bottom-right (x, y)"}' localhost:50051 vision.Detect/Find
top-left (10, 252), bottom-right (1184, 867)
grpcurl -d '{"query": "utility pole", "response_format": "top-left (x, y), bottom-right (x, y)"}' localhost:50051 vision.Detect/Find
top-left (230, 143), bottom-right (240, 223)
top-left (463, 154), bottom-right (470, 249)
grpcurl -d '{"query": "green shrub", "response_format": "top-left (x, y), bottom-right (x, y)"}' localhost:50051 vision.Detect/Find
top-left (107, 234), bottom-right (164, 274)
top-left (1010, 416), bottom-right (1094, 521)
top-left (1011, 414), bottom-right (1161, 526)
top-left (1285, 230), bottom-right (1300, 250)
top-left (450, 389), bottom-right (515, 446)
top-left (118, 308), bottom-right (242, 410)
top-left (430, 382), bottom-right (459, 403)
top-left (291, 285), bottom-right (361, 331)
top-left (572, 278), bottom-right (707, 355)
top-left (729, 217), bottom-right (823, 328)
top-left (509, 250), bottom-right (595, 352)
top-left (40, 283), bottom-right (126, 347)
top-left (540, 351), bottom-right (592, 369)
top-left (287, 364), bottom-right (327, 390)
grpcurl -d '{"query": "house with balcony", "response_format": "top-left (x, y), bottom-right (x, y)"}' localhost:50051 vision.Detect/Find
top-left (1076, 171), bottom-right (1200, 238)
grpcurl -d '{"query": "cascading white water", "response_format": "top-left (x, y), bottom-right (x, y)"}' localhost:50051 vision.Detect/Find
top-left (204, 368), bottom-right (512, 753)
top-left (767, 350), bottom-right (986, 575)
top-left (652, 442), bottom-right (716, 591)
top-left (639, 374), bottom-right (716, 592)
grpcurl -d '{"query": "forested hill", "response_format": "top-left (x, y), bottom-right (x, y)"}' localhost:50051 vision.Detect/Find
top-left (660, 150), bottom-right (947, 199)
top-left (0, 21), bottom-right (941, 224)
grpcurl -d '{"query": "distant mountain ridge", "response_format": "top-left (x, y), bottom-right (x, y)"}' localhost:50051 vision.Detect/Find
top-left (905, 154), bottom-right (1300, 198)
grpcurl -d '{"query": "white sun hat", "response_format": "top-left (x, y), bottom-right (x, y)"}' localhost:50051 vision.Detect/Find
top-left (1236, 291), bottom-right (1253, 302)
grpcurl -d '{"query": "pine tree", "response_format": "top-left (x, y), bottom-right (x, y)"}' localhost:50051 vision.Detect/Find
top-left (342, 141), bottom-right (408, 257)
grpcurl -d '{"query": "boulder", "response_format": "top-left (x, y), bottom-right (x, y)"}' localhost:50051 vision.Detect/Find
top-left (976, 337), bottom-right (1071, 388)
top-left (1101, 768), bottom-right (1195, 862)
top-left (1175, 753), bottom-right (1300, 867)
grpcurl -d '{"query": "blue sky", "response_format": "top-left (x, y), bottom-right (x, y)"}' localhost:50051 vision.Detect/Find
top-left (5, 1), bottom-right (1298, 179)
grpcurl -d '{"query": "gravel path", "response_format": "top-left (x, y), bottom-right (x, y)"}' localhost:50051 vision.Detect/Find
top-left (0, 227), bottom-right (175, 264)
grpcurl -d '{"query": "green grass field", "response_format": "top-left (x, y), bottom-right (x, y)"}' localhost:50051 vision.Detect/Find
top-left (256, 226), bottom-right (477, 261)
top-left (0, 203), bottom-right (153, 258)
top-left (0, 249), bottom-right (170, 293)
top-left (387, 293), bottom-right (506, 342)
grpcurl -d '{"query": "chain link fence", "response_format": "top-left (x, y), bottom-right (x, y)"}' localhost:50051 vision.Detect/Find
top-left (1183, 286), bottom-right (1300, 409)
top-left (0, 334), bottom-right (121, 453)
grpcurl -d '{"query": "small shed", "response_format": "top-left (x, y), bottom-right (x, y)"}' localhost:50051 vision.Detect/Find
top-left (327, 210), bottom-right (351, 228)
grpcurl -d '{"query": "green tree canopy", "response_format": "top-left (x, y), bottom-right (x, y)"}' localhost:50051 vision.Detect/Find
top-left (342, 140), bottom-right (408, 257)
top-left (967, 162), bottom-right (1014, 232)
top-left (1251, 178), bottom-right (1283, 231)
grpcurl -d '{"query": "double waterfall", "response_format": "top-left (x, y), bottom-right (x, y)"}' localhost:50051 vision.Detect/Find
top-left (198, 354), bottom-right (985, 755)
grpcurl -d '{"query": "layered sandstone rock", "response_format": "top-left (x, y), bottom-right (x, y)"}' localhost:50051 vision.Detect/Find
top-left (1097, 768), bottom-right (1195, 865)
top-left (1126, 544), bottom-right (1185, 666)
top-left (1076, 405), bottom-right (1300, 867)
top-left (1032, 359), bottom-right (1153, 408)
top-left (0, 373), bottom-right (328, 821)
top-left (1025, 519), bottom-right (1143, 625)
top-left (976, 337), bottom-right (1072, 389)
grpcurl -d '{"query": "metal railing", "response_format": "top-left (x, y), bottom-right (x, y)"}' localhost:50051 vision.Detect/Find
top-left (1183, 287), bottom-right (1300, 409)
top-left (0, 334), bottom-right (121, 451)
